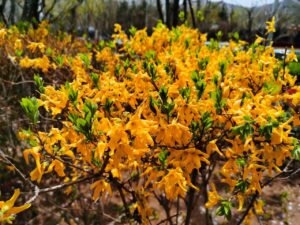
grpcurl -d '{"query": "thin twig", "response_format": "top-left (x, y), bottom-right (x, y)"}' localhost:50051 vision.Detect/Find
top-left (0, 149), bottom-right (35, 187)
top-left (157, 214), bottom-right (179, 225)
top-left (0, 78), bottom-right (35, 86)
top-left (236, 191), bottom-right (259, 225)
top-left (235, 159), bottom-right (296, 225)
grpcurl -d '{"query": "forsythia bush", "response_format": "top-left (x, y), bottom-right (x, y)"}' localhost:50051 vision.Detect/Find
top-left (1, 18), bottom-right (300, 224)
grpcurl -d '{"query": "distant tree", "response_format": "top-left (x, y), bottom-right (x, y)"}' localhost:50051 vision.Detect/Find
top-left (188, 0), bottom-right (196, 27)
top-left (218, 3), bottom-right (228, 22)
top-left (8, 0), bottom-right (15, 24)
top-left (0, 0), bottom-right (8, 25)
top-left (156, 0), bottom-right (164, 22)
top-left (173, 0), bottom-right (179, 27)
top-left (22, 0), bottom-right (39, 23)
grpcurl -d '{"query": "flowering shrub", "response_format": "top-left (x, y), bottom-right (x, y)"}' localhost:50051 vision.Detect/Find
top-left (1, 18), bottom-right (300, 224)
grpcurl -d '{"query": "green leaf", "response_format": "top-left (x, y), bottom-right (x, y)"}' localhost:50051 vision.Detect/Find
top-left (149, 96), bottom-right (158, 114)
top-left (259, 117), bottom-right (279, 141)
top-left (179, 87), bottom-right (191, 102)
top-left (159, 86), bottom-right (168, 104)
top-left (216, 31), bottom-right (223, 40)
top-left (191, 70), bottom-right (200, 83)
top-left (235, 180), bottom-right (249, 193)
top-left (115, 64), bottom-right (122, 78)
top-left (55, 55), bottom-right (64, 66)
top-left (104, 98), bottom-right (113, 114)
top-left (231, 117), bottom-right (255, 142)
top-left (129, 26), bottom-right (137, 37)
top-left (172, 27), bottom-right (182, 41)
top-left (123, 58), bottom-right (130, 70)
top-left (83, 101), bottom-right (98, 119)
top-left (236, 157), bottom-right (247, 167)
top-left (20, 97), bottom-right (39, 124)
top-left (216, 200), bottom-right (232, 221)
top-left (145, 50), bottom-right (156, 60)
top-left (69, 101), bottom-right (97, 140)
top-left (211, 87), bottom-right (225, 115)
top-left (198, 57), bottom-right (209, 70)
top-left (179, 11), bottom-right (185, 22)
top-left (15, 49), bottom-right (23, 57)
top-left (292, 145), bottom-right (300, 160)
top-left (34, 74), bottom-right (45, 93)
top-left (161, 101), bottom-right (175, 118)
top-left (66, 83), bottom-right (78, 103)
top-left (219, 61), bottom-right (227, 78)
top-left (79, 53), bottom-right (90, 68)
top-left (233, 32), bottom-right (239, 41)
top-left (195, 80), bottom-right (206, 100)
top-left (90, 72), bottom-right (100, 89)
top-left (263, 81), bottom-right (281, 94)
top-left (46, 47), bottom-right (52, 55)
top-left (147, 63), bottom-right (157, 80)
top-left (68, 113), bottom-right (78, 124)
top-left (184, 37), bottom-right (191, 49)
top-left (202, 112), bottom-right (213, 130)
top-left (158, 148), bottom-right (169, 168)
top-left (273, 67), bottom-right (280, 80)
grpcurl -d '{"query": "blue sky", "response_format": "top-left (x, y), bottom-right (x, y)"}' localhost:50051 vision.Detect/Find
top-left (210, 0), bottom-right (279, 8)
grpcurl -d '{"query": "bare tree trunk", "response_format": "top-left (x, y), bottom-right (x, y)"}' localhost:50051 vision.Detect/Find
top-left (173, 0), bottom-right (180, 27)
top-left (197, 0), bottom-right (201, 10)
top-left (246, 8), bottom-right (254, 41)
top-left (166, 0), bottom-right (171, 28)
top-left (156, 0), bottom-right (164, 23)
top-left (22, 0), bottom-right (40, 24)
top-left (8, 0), bottom-right (16, 25)
top-left (183, 0), bottom-right (187, 21)
top-left (0, 0), bottom-right (8, 26)
top-left (188, 0), bottom-right (196, 28)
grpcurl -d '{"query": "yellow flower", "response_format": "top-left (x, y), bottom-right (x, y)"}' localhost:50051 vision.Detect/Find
top-left (19, 56), bottom-right (50, 73)
top-left (237, 194), bottom-right (244, 211)
top-left (27, 42), bottom-right (46, 53)
top-left (14, 39), bottom-right (23, 50)
top-left (206, 139), bottom-right (224, 156)
top-left (0, 189), bottom-right (31, 223)
top-left (155, 123), bottom-right (192, 147)
top-left (41, 86), bottom-right (68, 116)
top-left (286, 47), bottom-right (298, 63)
top-left (205, 183), bottom-right (222, 208)
top-left (254, 35), bottom-right (264, 45)
top-left (156, 167), bottom-right (188, 200)
top-left (46, 159), bottom-right (66, 177)
top-left (266, 16), bottom-right (276, 34)
top-left (254, 199), bottom-right (264, 215)
top-left (90, 180), bottom-right (112, 201)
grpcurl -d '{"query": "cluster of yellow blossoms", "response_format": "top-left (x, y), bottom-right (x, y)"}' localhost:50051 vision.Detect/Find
top-left (0, 18), bottom-right (299, 224)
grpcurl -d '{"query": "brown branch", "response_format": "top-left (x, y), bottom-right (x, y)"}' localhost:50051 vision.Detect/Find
top-left (185, 170), bottom-right (198, 225)
top-left (0, 78), bottom-right (35, 86)
top-left (157, 214), bottom-right (179, 225)
top-left (151, 79), bottom-right (159, 92)
top-left (154, 192), bottom-right (174, 225)
top-left (115, 181), bottom-right (131, 219)
top-left (0, 149), bottom-right (35, 188)
top-left (235, 159), bottom-right (295, 225)
top-left (236, 191), bottom-right (258, 225)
